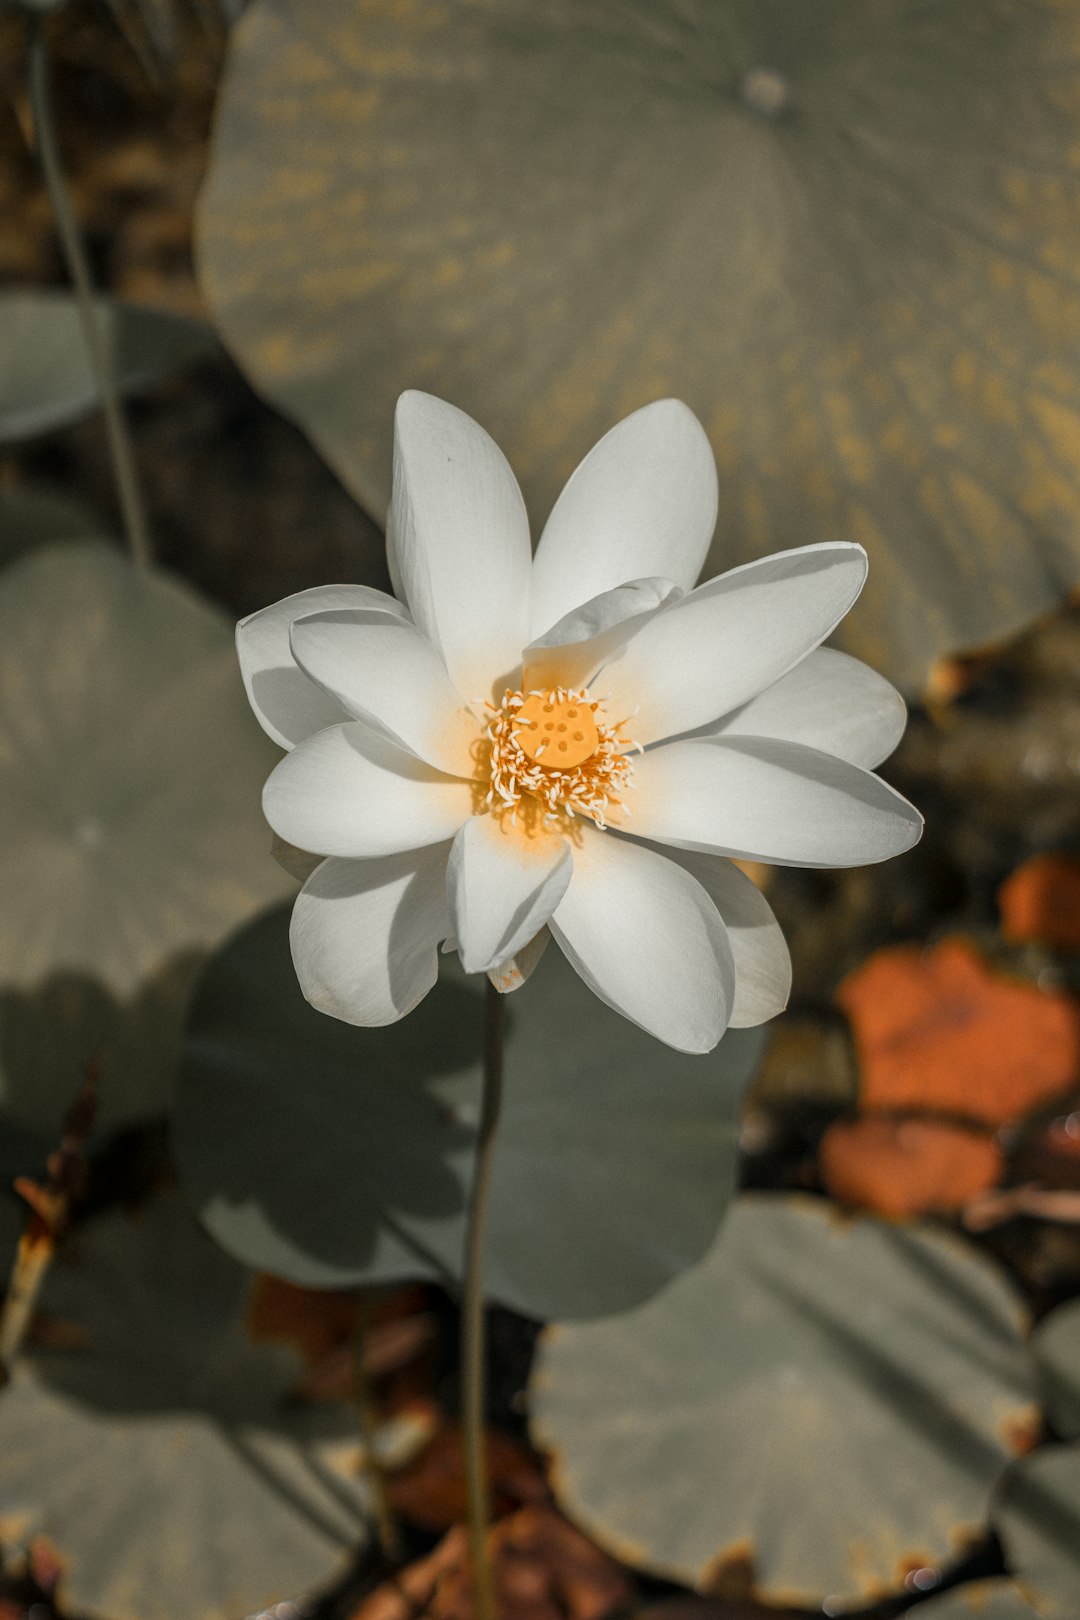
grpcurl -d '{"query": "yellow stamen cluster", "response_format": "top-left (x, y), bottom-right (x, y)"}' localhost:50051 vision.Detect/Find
top-left (478, 686), bottom-right (638, 832)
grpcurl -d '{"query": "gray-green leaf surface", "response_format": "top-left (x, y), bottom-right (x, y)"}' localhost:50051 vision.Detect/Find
top-left (995, 1446), bottom-right (1080, 1618)
top-left (0, 1193), bottom-right (372, 1620)
top-left (1031, 1298), bottom-right (1080, 1442)
top-left (0, 485), bottom-right (109, 568)
top-left (200, 0), bottom-right (1080, 689)
top-left (916, 1580), bottom-right (1041, 1620)
top-left (174, 904), bottom-right (763, 1320)
top-left (531, 1195), bottom-right (1037, 1608)
top-left (0, 290), bottom-right (214, 442)
top-left (0, 542), bottom-right (292, 1131)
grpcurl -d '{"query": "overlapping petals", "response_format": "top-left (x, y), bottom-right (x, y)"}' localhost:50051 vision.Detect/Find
top-left (530, 399), bottom-right (717, 634)
top-left (290, 608), bottom-right (480, 776)
top-left (290, 845), bottom-right (450, 1024)
top-left (388, 391), bottom-right (532, 699)
top-left (448, 815), bottom-right (572, 974)
top-left (263, 723), bottom-right (474, 859)
top-left (660, 850), bottom-right (791, 1029)
top-left (243, 390), bottom-right (923, 1052)
top-left (525, 577), bottom-right (682, 692)
top-left (237, 583), bottom-right (406, 750)
top-left (596, 544), bottom-right (868, 745)
top-left (629, 736), bottom-right (921, 867)
top-left (549, 830), bottom-right (734, 1054)
top-left (707, 646), bottom-right (907, 768)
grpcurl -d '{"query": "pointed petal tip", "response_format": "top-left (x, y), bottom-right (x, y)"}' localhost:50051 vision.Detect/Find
top-left (394, 387), bottom-right (466, 432)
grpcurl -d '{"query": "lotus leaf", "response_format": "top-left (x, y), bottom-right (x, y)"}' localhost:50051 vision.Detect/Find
top-left (173, 903), bottom-right (764, 1320)
top-left (0, 1192), bottom-right (372, 1620)
top-left (0, 486), bottom-right (108, 567)
top-left (995, 1445), bottom-right (1080, 1619)
top-left (200, 0), bottom-right (1080, 689)
top-left (916, 1580), bottom-right (1041, 1620)
top-left (1030, 1299), bottom-right (1080, 1442)
top-left (0, 541), bottom-right (292, 1131)
top-left (530, 1194), bottom-right (1037, 1608)
top-left (0, 290), bottom-right (215, 442)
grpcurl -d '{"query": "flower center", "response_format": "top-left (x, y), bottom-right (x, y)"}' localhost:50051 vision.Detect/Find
top-left (479, 686), bottom-right (638, 833)
top-left (516, 692), bottom-right (599, 769)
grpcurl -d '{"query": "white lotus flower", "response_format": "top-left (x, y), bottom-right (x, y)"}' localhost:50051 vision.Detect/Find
top-left (238, 393), bottom-right (922, 1053)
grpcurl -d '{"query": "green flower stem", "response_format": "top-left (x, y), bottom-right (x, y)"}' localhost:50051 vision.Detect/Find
top-left (28, 15), bottom-right (153, 570)
top-left (461, 979), bottom-right (505, 1620)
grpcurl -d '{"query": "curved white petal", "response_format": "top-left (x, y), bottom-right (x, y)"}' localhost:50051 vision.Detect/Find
top-left (263, 721), bottom-right (473, 858)
top-left (290, 609), bottom-right (480, 777)
top-left (448, 814), bottom-right (572, 974)
top-left (524, 577), bottom-right (682, 691)
top-left (290, 846), bottom-right (450, 1026)
top-left (629, 737), bottom-right (923, 867)
top-left (658, 850), bottom-right (791, 1028)
top-left (708, 647), bottom-right (907, 769)
top-left (488, 926), bottom-right (551, 994)
top-left (237, 584), bottom-right (407, 750)
top-left (389, 391), bottom-right (532, 699)
top-left (530, 400), bottom-right (717, 635)
top-left (597, 544), bottom-right (869, 746)
top-left (550, 829), bottom-right (734, 1054)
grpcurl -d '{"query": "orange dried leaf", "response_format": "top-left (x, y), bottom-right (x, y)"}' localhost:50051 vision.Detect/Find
top-left (820, 1117), bottom-right (1003, 1218)
top-left (999, 853), bottom-right (1080, 951)
top-left (837, 939), bottom-right (1080, 1125)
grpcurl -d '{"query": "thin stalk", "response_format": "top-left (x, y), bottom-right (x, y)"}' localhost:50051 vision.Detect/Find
top-left (460, 981), bottom-right (505, 1620)
top-left (0, 1059), bottom-right (98, 1387)
top-left (28, 16), bottom-right (153, 568)
top-left (352, 1291), bottom-right (404, 1564)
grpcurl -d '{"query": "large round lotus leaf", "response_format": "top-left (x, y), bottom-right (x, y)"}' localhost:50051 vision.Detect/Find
top-left (173, 903), bottom-right (763, 1321)
top-left (0, 541), bottom-right (292, 1132)
top-left (916, 1581), bottom-right (1041, 1620)
top-left (0, 1192), bottom-right (372, 1620)
top-left (995, 1446), bottom-right (1080, 1618)
top-left (529, 1195), bottom-right (1037, 1609)
top-left (0, 486), bottom-right (109, 568)
top-left (0, 291), bottom-right (215, 442)
top-left (199, 0), bottom-right (1080, 690)
top-left (1031, 1300), bottom-right (1080, 1442)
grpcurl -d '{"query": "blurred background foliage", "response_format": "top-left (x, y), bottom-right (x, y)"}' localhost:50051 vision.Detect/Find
top-left (0, 1), bottom-right (1079, 1618)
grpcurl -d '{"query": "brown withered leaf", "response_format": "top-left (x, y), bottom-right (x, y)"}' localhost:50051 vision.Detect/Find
top-left (351, 1508), bottom-right (632, 1620)
top-left (837, 939), bottom-right (1080, 1125)
top-left (386, 1421), bottom-right (546, 1533)
top-left (245, 1277), bottom-right (438, 1402)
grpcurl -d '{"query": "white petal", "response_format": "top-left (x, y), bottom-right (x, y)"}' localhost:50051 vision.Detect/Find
top-left (290, 609), bottom-right (480, 777)
top-left (237, 584), bottom-right (407, 750)
top-left (290, 847), bottom-right (450, 1026)
top-left (550, 829), bottom-right (734, 1054)
top-left (708, 647), bottom-right (907, 768)
top-left (263, 721), bottom-right (473, 858)
top-left (447, 814), bottom-right (572, 974)
top-left (389, 391), bottom-right (532, 699)
top-left (530, 400), bottom-right (717, 635)
top-left (524, 577), bottom-right (682, 691)
top-left (629, 737), bottom-right (923, 867)
top-left (658, 850), bottom-right (791, 1028)
top-left (597, 544), bottom-right (869, 746)
top-left (488, 926), bottom-right (551, 994)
